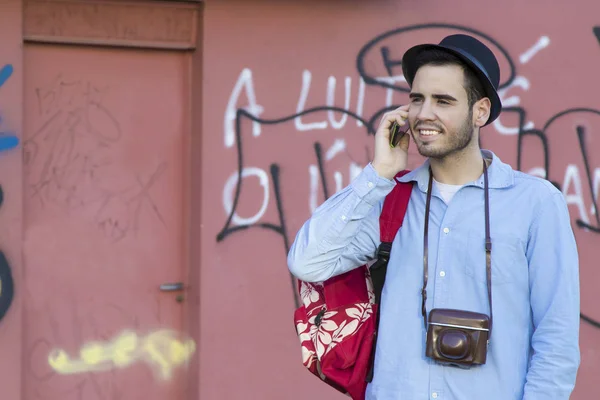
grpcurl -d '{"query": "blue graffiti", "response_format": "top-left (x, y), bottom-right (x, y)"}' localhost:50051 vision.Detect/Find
top-left (0, 63), bottom-right (15, 322)
top-left (0, 64), bottom-right (19, 152)
top-left (0, 64), bottom-right (12, 87)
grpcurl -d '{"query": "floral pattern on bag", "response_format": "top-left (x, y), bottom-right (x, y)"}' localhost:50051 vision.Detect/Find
top-left (295, 273), bottom-right (375, 371)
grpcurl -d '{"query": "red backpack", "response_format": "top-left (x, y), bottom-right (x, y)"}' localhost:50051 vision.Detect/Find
top-left (293, 171), bottom-right (413, 400)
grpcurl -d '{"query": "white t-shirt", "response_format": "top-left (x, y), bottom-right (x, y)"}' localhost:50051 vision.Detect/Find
top-left (434, 179), bottom-right (463, 204)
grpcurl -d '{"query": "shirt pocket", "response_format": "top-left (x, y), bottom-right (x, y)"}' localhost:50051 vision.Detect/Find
top-left (464, 232), bottom-right (526, 286)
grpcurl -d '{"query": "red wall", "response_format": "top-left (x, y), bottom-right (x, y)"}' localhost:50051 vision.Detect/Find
top-left (0, 0), bottom-right (23, 399)
top-left (0, 0), bottom-right (599, 399)
top-left (202, 1), bottom-right (600, 399)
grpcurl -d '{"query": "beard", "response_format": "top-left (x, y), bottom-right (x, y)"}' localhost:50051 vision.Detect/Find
top-left (411, 110), bottom-right (476, 160)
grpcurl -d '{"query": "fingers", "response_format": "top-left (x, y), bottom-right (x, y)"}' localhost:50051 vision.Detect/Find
top-left (380, 105), bottom-right (409, 128)
top-left (396, 128), bottom-right (411, 150)
top-left (396, 103), bottom-right (410, 113)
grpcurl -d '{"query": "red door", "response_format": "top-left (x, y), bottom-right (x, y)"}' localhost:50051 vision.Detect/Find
top-left (22, 42), bottom-right (192, 400)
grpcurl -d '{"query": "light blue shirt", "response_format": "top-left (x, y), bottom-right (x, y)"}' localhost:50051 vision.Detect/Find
top-left (288, 150), bottom-right (580, 400)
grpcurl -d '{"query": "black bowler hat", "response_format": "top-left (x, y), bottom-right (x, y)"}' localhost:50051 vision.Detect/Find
top-left (401, 34), bottom-right (502, 126)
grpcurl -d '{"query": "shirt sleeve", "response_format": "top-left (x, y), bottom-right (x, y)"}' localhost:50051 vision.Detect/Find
top-left (523, 192), bottom-right (581, 399)
top-left (287, 163), bottom-right (396, 282)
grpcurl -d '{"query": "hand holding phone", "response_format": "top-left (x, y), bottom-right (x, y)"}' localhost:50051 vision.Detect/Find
top-left (372, 105), bottom-right (410, 180)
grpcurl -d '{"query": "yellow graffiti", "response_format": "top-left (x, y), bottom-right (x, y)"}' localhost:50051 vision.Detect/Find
top-left (48, 330), bottom-right (196, 380)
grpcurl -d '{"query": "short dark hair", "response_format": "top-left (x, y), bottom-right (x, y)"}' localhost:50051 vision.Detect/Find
top-left (412, 48), bottom-right (485, 108)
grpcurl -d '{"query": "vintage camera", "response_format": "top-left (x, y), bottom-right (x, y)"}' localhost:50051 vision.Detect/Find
top-left (425, 308), bottom-right (490, 368)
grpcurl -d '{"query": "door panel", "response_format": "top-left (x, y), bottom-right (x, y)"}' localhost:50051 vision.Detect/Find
top-left (22, 43), bottom-right (190, 400)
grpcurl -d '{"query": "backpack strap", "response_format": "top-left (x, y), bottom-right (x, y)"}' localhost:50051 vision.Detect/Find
top-left (366, 170), bottom-right (413, 382)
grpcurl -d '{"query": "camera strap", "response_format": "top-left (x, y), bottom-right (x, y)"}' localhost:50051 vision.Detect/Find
top-left (421, 158), bottom-right (493, 338)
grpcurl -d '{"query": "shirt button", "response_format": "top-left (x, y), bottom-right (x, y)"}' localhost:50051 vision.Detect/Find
top-left (341, 215), bottom-right (347, 221)
top-left (443, 227), bottom-right (450, 234)
top-left (439, 271), bottom-right (446, 277)
top-left (432, 393), bottom-right (438, 399)
top-left (367, 181), bottom-right (374, 188)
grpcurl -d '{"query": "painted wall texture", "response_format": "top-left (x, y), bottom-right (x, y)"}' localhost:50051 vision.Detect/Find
top-left (0, 0), bottom-right (599, 399)
top-left (0, 0), bottom-right (23, 399)
top-left (204, 1), bottom-right (600, 399)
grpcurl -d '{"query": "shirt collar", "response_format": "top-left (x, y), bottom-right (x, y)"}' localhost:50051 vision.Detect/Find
top-left (396, 150), bottom-right (515, 191)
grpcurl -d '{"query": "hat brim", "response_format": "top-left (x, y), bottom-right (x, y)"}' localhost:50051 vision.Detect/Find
top-left (401, 44), bottom-right (501, 126)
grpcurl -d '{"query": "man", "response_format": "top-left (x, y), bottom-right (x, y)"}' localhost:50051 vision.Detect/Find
top-left (287, 34), bottom-right (580, 399)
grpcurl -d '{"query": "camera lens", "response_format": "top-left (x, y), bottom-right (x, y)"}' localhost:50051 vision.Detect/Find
top-left (438, 330), bottom-right (470, 360)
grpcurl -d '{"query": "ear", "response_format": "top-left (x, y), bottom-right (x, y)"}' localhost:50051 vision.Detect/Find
top-left (473, 97), bottom-right (491, 127)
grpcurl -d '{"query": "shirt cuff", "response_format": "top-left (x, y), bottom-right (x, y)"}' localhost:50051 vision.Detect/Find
top-left (351, 163), bottom-right (396, 205)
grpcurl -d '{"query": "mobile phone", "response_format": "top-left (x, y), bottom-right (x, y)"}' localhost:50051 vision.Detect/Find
top-left (389, 121), bottom-right (407, 148)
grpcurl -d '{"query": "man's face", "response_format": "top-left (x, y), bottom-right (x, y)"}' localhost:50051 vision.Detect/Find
top-left (407, 64), bottom-right (476, 160)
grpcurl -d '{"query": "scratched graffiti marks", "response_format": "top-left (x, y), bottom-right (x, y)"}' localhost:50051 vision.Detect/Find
top-left (219, 23), bottom-right (600, 328)
top-left (94, 162), bottom-right (168, 243)
top-left (24, 75), bottom-right (167, 242)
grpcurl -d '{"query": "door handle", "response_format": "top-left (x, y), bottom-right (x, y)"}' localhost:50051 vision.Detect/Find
top-left (159, 282), bottom-right (184, 292)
